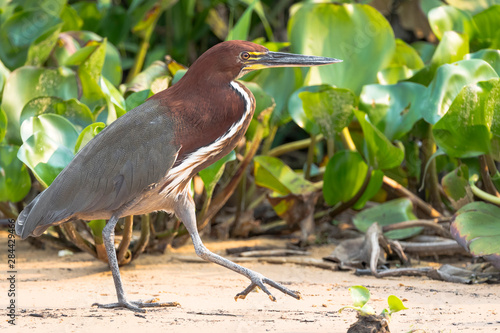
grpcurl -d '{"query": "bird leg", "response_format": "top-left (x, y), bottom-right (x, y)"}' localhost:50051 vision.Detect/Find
top-left (92, 214), bottom-right (179, 312)
top-left (175, 197), bottom-right (302, 302)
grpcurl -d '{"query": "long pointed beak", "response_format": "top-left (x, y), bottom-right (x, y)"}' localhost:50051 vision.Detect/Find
top-left (255, 51), bottom-right (342, 68)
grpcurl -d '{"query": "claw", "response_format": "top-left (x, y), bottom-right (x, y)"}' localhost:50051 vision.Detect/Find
top-left (92, 299), bottom-right (180, 312)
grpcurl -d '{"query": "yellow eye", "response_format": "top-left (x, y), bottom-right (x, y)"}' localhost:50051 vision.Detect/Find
top-left (240, 52), bottom-right (250, 60)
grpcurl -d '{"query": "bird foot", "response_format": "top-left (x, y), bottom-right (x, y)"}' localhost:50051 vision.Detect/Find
top-left (92, 298), bottom-right (180, 312)
top-left (234, 272), bottom-right (302, 302)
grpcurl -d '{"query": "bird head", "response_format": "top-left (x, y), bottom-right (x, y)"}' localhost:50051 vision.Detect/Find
top-left (183, 40), bottom-right (342, 83)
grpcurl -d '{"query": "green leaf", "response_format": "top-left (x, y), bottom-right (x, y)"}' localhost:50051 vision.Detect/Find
top-left (124, 60), bottom-right (168, 96)
top-left (323, 151), bottom-right (383, 209)
top-left (429, 31), bottom-right (469, 74)
top-left (473, 5), bottom-right (500, 48)
top-left (25, 23), bottom-right (63, 66)
top-left (433, 79), bottom-right (500, 158)
top-left (1, 67), bottom-right (78, 144)
top-left (428, 5), bottom-right (475, 40)
top-left (289, 3), bottom-right (395, 95)
top-left (299, 85), bottom-right (355, 138)
top-left (387, 295), bottom-right (408, 314)
top-left (199, 151), bottom-right (236, 198)
top-left (467, 49), bottom-right (500, 76)
top-left (18, 114), bottom-right (78, 187)
top-left (226, 0), bottom-right (258, 41)
top-left (60, 4), bottom-right (84, 32)
top-left (250, 67), bottom-right (300, 126)
top-left (451, 201), bottom-right (500, 269)
top-left (74, 122), bottom-right (105, 153)
top-left (447, 0), bottom-right (500, 15)
top-left (243, 81), bottom-right (275, 140)
top-left (349, 286), bottom-right (370, 308)
top-left (412, 41), bottom-right (436, 64)
top-left (359, 82), bottom-right (426, 140)
top-left (20, 97), bottom-right (93, 133)
top-left (441, 164), bottom-right (473, 209)
top-left (420, 59), bottom-right (498, 124)
top-left (288, 85), bottom-right (321, 135)
top-left (254, 155), bottom-right (317, 196)
top-left (0, 58), bottom-right (9, 98)
top-left (0, 144), bottom-right (31, 202)
top-left (354, 110), bottom-right (405, 170)
top-left (378, 40), bottom-right (425, 84)
top-left (125, 90), bottom-right (151, 111)
top-left (353, 198), bottom-right (422, 239)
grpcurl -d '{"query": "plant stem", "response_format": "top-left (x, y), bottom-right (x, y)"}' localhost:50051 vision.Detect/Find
top-left (341, 127), bottom-right (356, 151)
top-left (267, 134), bottom-right (324, 157)
top-left (62, 223), bottom-right (97, 259)
top-left (383, 176), bottom-right (442, 218)
top-left (326, 137), bottom-right (335, 158)
top-left (470, 182), bottom-right (500, 205)
top-left (117, 215), bottom-right (133, 265)
top-left (132, 213), bottom-right (151, 260)
top-left (422, 123), bottom-right (443, 212)
top-left (478, 155), bottom-right (500, 196)
top-left (126, 5), bottom-right (162, 83)
top-left (305, 134), bottom-right (316, 180)
top-left (261, 125), bottom-right (277, 155)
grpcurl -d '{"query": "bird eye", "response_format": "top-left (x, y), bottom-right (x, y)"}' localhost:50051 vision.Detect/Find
top-left (240, 52), bottom-right (251, 60)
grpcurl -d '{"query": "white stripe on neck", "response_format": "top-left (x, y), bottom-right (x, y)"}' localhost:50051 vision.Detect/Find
top-left (161, 81), bottom-right (252, 198)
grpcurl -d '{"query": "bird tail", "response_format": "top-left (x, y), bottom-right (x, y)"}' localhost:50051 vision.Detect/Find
top-left (16, 192), bottom-right (66, 240)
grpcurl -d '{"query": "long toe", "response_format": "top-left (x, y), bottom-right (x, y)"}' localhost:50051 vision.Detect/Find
top-left (235, 273), bottom-right (302, 301)
top-left (92, 299), bottom-right (180, 312)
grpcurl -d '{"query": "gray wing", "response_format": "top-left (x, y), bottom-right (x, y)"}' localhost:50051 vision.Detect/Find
top-left (16, 99), bottom-right (179, 239)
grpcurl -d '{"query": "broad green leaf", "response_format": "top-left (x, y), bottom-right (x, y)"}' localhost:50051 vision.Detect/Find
top-left (412, 41), bottom-right (436, 64)
top-left (60, 5), bottom-right (84, 32)
top-left (378, 40), bottom-right (424, 84)
top-left (428, 6), bottom-right (475, 40)
top-left (353, 198), bottom-right (422, 239)
top-left (349, 286), bottom-right (370, 308)
top-left (429, 31), bottom-right (469, 74)
top-left (1, 67), bottom-right (78, 144)
top-left (299, 85), bottom-right (355, 138)
top-left (199, 151), bottom-right (236, 198)
top-left (420, 59), bottom-right (498, 124)
top-left (243, 81), bottom-right (275, 140)
top-left (20, 97), bottom-right (93, 133)
top-left (226, 0), bottom-right (258, 41)
top-left (0, 58), bottom-right (9, 97)
top-left (466, 49), bottom-right (500, 75)
top-left (323, 151), bottom-right (383, 209)
top-left (0, 2), bottom-right (64, 68)
top-left (387, 295), bottom-right (408, 313)
top-left (433, 79), bottom-right (500, 158)
top-left (125, 90), bottom-right (151, 111)
top-left (74, 122), bottom-right (105, 153)
top-left (451, 201), bottom-right (500, 269)
top-left (447, 0), bottom-right (500, 15)
top-left (288, 85), bottom-right (321, 135)
top-left (354, 110), bottom-right (404, 170)
top-left (18, 114), bottom-right (78, 187)
top-left (473, 5), bottom-right (500, 48)
top-left (64, 44), bottom-right (100, 66)
top-left (359, 82), bottom-right (426, 140)
top-left (254, 155), bottom-right (317, 195)
top-left (0, 144), bottom-right (31, 202)
top-left (441, 164), bottom-right (473, 209)
top-left (124, 60), bottom-right (168, 96)
top-left (289, 3), bottom-right (395, 95)
top-left (250, 67), bottom-right (300, 126)
top-left (25, 23), bottom-right (63, 66)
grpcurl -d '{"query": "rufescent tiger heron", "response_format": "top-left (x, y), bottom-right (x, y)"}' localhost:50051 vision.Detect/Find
top-left (16, 40), bottom-right (341, 312)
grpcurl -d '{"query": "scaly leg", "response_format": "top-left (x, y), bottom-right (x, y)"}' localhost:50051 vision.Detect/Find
top-left (92, 214), bottom-right (179, 312)
top-left (175, 195), bottom-right (301, 301)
